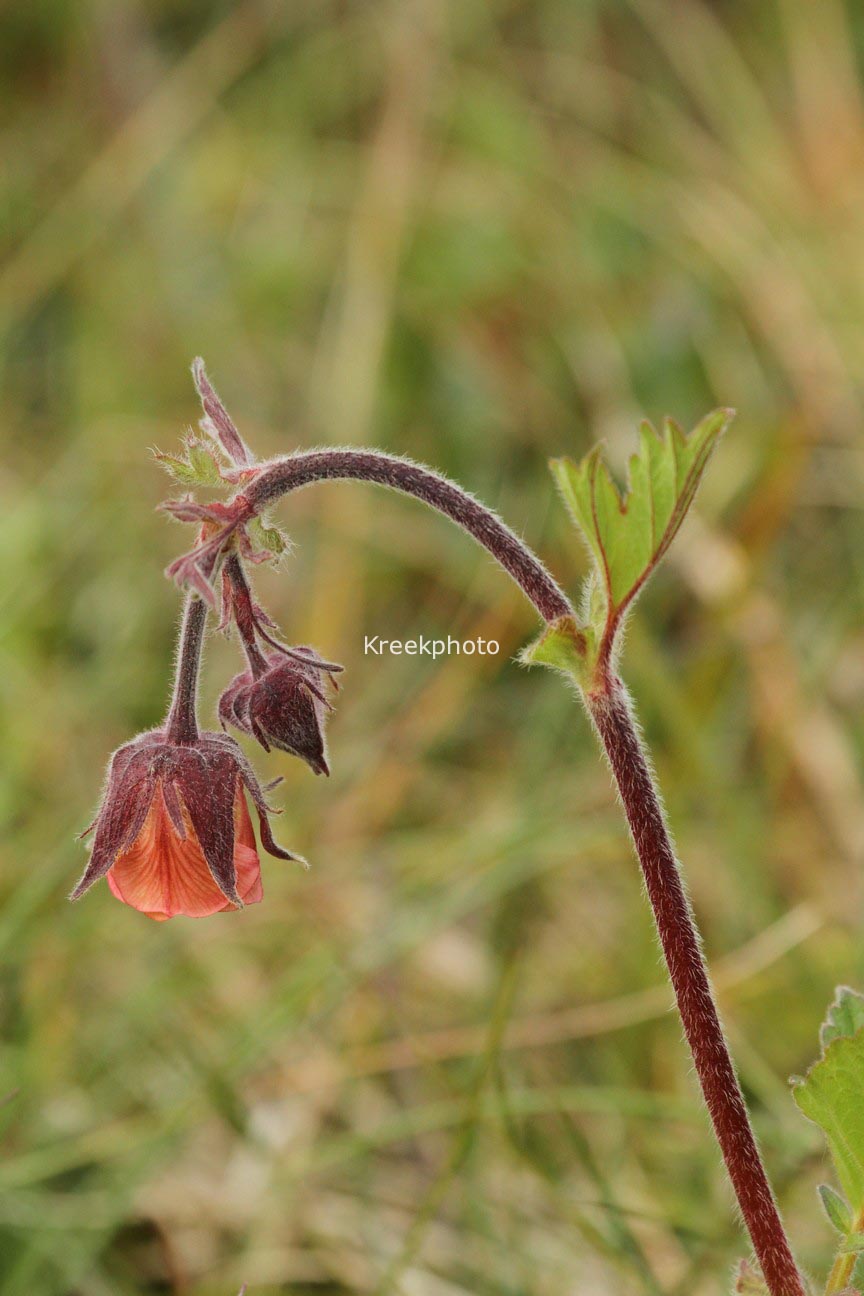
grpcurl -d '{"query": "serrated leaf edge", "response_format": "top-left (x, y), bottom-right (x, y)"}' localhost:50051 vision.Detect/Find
top-left (551, 409), bottom-right (731, 623)
top-left (549, 409), bottom-right (732, 688)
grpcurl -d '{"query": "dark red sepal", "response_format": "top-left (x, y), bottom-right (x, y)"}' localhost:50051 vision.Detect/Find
top-left (71, 730), bottom-right (165, 901)
top-left (218, 648), bottom-right (341, 776)
top-left (72, 729), bottom-right (302, 904)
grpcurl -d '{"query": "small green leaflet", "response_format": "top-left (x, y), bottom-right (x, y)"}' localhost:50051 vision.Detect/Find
top-left (153, 436), bottom-right (223, 487)
top-left (821, 1183), bottom-right (855, 1235)
top-left (821, 986), bottom-right (864, 1052)
top-left (551, 410), bottom-right (732, 626)
top-left (247, 514), bottom-right (289, 560)
top-left (519, 614), bottom-right (586, 678)
top-left (793, 987), bottom-right (864, 1212)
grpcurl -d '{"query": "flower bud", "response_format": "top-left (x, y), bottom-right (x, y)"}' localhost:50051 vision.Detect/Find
top-left (72, 729), bottom-right (301, 920)
top-left (219, 648), bottom-right (340, 776)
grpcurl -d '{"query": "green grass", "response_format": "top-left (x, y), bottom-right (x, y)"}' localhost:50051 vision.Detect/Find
top-left (3, 1), bottom-right (864, 1291)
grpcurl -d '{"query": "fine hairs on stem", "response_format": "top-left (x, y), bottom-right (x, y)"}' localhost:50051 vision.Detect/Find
top-left (588, 681), bottom-right (806, 1296)
top-left (164, 594), bottom-right (207, 746)
top-left (226, 442), bottom-right (805, 1294)
top-left (244, 448), bottom-right (574, 625)
top-left (155, 367), bottom-right (806, 1295)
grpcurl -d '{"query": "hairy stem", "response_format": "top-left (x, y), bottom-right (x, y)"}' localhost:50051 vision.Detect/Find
top-left (244, 449), bottom-right (572, 624)
top-left (588, 678), bottom-right (806, 1296)
top-left (224, 554), bottom-right (268, 677)
top-left (228, 443), bottom-right (802, 1288)
top-left (164, 594), bottom-right (207, 745)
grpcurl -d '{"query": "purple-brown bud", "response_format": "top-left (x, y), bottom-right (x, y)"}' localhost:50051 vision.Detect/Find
top-left (72, 729), bottom-right (302, 920)
top-left (219, 648), bottom-right (341, 776)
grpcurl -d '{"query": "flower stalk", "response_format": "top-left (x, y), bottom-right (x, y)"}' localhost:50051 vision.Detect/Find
top-left (96, 365), bottom-right (810, 1291)
top-left (223, 553), bottom-right (269, 677)
top-left (163, 438), bottom-right (804, 1293)
top-left (164, 593), bottom-right (207, 745)
top-left (251, 449), bottom-right (804, 1291)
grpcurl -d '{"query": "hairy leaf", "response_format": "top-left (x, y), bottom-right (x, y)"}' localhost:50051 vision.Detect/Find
top-left (821, 1183), bottom-right (855, 1235)
top-left (247, 515), bottom-right (289, 560)
top-left (519, 615), bottom-right (587, 678)
top-left (551, 410), bottom-right (731, 630)
top-left (793, 988), bottom-right (864, 1209)
top-left (153, 436), bottom-right (222, 487)
top-left (822, 986), bottom-right (864, 1051)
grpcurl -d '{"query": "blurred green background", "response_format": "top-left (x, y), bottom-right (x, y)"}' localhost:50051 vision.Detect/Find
top-left (3, 1), bottom-right (864, 1292)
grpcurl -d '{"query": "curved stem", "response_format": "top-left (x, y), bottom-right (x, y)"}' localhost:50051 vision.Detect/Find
top-left (164, 594), bottom-right (206, 745)
top-left (588, 679), bottom-right (806, 1296)
top-left (220, 443), bottom-right (802, 1289)
top-left (244, 449), bottom-right (573, 624)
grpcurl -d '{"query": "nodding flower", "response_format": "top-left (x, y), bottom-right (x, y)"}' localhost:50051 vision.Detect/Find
top-left (219, 647), bottom-right (341, 777)
top-left (72, 729), bottom-right (303, 921)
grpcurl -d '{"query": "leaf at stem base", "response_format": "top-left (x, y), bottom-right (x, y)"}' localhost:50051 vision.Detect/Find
top-left (793, 988), bottom-right (864, 1209)
top-left (519, 615), bottom-right (587, 681)
top-left (793, 987), bottom-right (864, 1294)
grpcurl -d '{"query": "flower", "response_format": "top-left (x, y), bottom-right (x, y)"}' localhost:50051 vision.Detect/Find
top-left (72, 729), bottom-right (301, 920)
top-left (219, 648), bottom-right (340, 776)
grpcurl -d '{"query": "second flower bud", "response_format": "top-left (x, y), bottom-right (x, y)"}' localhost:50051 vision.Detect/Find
top-left (219, 648), bottom-right (340, 776)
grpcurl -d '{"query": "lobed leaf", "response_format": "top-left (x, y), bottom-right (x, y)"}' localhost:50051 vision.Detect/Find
top-left (551, 409), bottom-right (732, 629)
top-left (822, 985), bottom-right (864, 1052)
top-left (793, 988), bottom-right (864, 1211)
top-left (153, 435), bottom-right (223, 488)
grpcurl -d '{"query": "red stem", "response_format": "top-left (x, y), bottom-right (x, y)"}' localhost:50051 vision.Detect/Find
top-left (244, 449), bottom-right (572, 624)
top-left (184, 441), bottom-right (804, 1289)
top-left (587, 678), bottom-right (807, 1296)
top-left (164, 594), bottom-right (206, 745)
top-left (224, 554), bottom-right (269, 677)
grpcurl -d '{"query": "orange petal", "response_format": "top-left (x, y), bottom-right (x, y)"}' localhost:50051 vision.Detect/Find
top-left (107, 782), bottom-right (262, 920)
top-left (233, 794), bottom-right (263, 906)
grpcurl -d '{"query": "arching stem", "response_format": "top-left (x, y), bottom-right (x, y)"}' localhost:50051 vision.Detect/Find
top-left (182, 443), bottom-right (804, 1293)
top-left (244, 449), bottom-right (573, 625)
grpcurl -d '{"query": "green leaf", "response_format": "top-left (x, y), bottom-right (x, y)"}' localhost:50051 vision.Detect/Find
top-left (821, 1183), bottom-right (855, 1235)
top-left (793, 988), bottom-right (864, 1209)
top-left (185, 439), bottom-right (222, 486)
top-left (551, 409), bottom-right (732, 629)
top-left (852, 1254), bottom-right (864, 1290)
top-left (153, 436), bottom-right (222, 487)
top-left (153, 449), bottom-right (198, 483)
top-left (520, 615), bottom-right (587, 678)
top-left (822, 986), bottom-right (864, 1051)
top-left (247, 515), bottom-right (289, 559)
